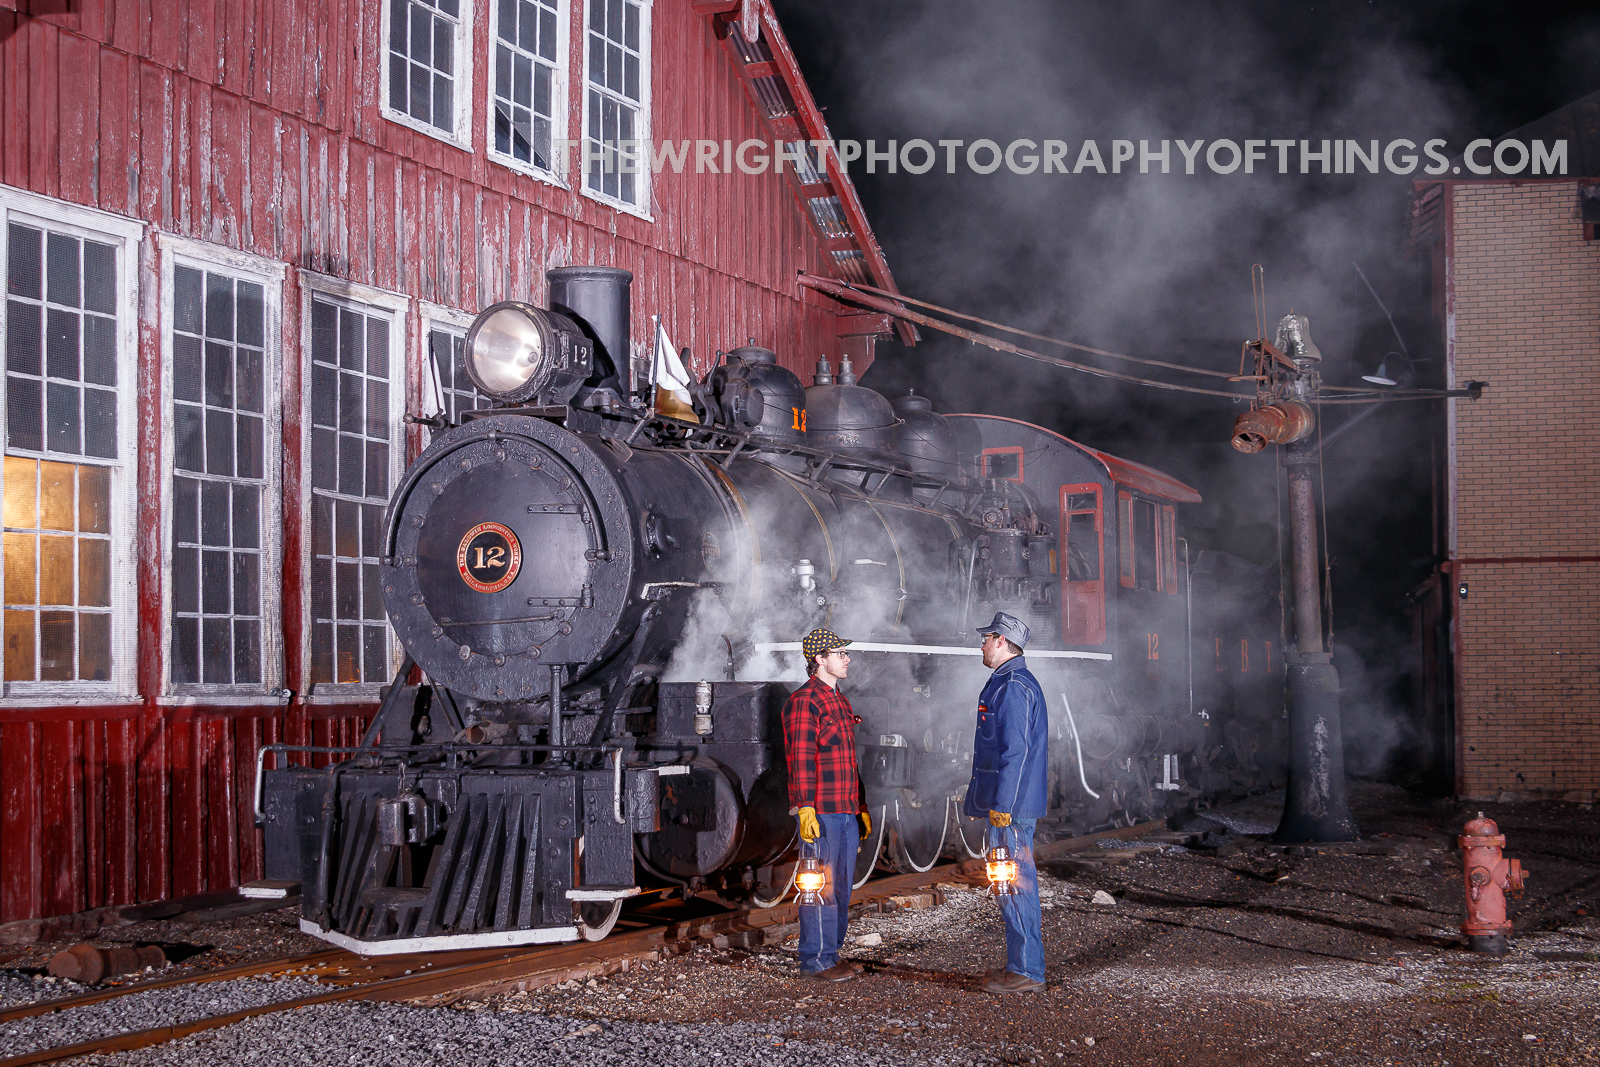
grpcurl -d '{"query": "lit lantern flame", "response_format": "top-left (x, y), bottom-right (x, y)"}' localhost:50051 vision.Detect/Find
top-left (986, 844), bottom-right (1020, 897)
top-left (795, 856), bottom-right (829, 905)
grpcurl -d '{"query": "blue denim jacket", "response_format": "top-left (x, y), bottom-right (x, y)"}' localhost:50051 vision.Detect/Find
top-left (963, 656), bottom-right (1049, 818)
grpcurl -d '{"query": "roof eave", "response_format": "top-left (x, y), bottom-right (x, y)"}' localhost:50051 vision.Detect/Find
top-left (697, 1), bottom-right (918, 346)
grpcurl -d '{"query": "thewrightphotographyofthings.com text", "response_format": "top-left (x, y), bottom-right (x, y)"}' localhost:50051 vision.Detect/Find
top-left (560, 137), bottom-right (1569, 177)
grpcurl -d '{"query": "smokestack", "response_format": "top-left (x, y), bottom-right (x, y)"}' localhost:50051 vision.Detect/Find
top-left (546, 266), bottom-right (634, 394)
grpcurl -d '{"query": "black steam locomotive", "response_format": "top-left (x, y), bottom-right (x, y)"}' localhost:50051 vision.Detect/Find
top-left (258, 267), bottom-right (1284, 954)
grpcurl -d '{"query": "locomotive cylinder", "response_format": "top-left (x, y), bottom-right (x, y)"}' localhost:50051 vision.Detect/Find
top-left (1459, 813), bottom-right (1528, 954)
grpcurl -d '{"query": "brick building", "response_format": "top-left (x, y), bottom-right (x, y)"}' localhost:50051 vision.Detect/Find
top-left (0, 0), bottom-right (908, 929)
top-left (1410, 90), bottom-right (1600, 799)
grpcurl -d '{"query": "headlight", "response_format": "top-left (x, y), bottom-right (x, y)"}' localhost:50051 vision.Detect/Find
top-left (463, 302), bottom-right (593, 405)
top-left (465, 303), bottom-right (554, 402)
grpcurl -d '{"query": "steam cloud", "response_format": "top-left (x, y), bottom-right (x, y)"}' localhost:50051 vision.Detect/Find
top-left (762, 0), bottom-right (1592, 784)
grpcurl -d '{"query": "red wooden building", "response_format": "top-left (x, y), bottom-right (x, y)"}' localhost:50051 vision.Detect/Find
top-left (0, 0), bottom-right (910, 929)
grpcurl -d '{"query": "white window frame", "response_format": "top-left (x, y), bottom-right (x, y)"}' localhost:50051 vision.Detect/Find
top-left (379, 0), bottom-right (477, 153)
top-left (486, 0), bottom-right (570, 187)
top-left (418, 302), bottom-right (483, 445)
top-left (579, 0), bottom-right (653, 221)
top-left (297, 272), bottom-right (410, 702)
top-left (156, 234), bottom-right (287, 703)
top-left (0, 184), bottom-right (143, 701)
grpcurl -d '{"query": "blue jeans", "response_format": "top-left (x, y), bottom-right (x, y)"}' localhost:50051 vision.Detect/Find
top-left (993, 819), bottom-right (1045, 983)
top-left (797, 812), bottom-right (858, 974)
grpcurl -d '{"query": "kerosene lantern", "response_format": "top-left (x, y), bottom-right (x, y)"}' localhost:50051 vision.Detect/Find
top-left (794, 855), bottom-right (829, 905)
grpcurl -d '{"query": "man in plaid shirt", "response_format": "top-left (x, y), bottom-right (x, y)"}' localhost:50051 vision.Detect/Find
top-left (783, 627), bottom-right (871, 981)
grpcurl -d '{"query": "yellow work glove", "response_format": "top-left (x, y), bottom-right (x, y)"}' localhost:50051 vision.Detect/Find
top-left (989, 809), bottom-right (1011, 827)
top-left (798, 806), bottom-right (821, 842)
top-left (858, 809), bottom-right (872, 838)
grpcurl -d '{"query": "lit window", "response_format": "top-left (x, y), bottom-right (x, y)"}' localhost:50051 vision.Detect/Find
top-left (4, 205), bottom-right (137, 692)
top-left (385, 0), bottom-right (473, 144)
top-left (3, 457), bottom-right (112, 682)
top-left (583, 0), bottom-right (650, 209)
top-left (167, 257), bottom-right (281, 691)
top-left (491, 0), bottom-right (565, 176)
top-left (306, 294), bottom-right (401, 688)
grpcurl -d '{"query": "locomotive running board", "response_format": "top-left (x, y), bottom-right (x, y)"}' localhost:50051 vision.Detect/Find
top-left (300, 919), bottom-right (581, 955)
top-left (756, 641), bottom-right (1112, 661)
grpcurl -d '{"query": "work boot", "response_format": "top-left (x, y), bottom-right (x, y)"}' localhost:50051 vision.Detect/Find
top-left (983, 970), bottom-right (1045, 994)
top-left (802, 962), bottom-right (857, 982)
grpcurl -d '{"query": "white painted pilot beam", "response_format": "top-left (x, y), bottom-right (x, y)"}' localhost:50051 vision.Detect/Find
top-left (300, 918), bottom-right (579, 955)
top-left (755, 641), bottom-right (1112, 661)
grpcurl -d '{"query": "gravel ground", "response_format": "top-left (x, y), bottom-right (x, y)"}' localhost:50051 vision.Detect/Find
top-left (1, 977), bottom-right (325, 1057)
top-left (0, 904), bottom-right (326, 981)
top-left (6, 783), bottom-right (1598, 1066)
top-left (73, 999), bottom-right (971, 1067)
top-left (0, 971), bottom-right (90, 1008)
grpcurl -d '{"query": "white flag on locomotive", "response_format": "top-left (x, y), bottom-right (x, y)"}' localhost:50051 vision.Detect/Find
top-left (651, 317), bottom-right (699, 423)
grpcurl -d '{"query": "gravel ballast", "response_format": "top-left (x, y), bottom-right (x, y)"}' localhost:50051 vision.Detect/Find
top-left (3, 783), bottom-right (1596, 1066)
top-left (1, 978), bottom-right (324, 1058)
top-left (75, 1000), bottom-right (963, 1067)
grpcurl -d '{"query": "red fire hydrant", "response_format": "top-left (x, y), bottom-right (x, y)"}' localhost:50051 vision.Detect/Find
top-left (1459, 813), bottom-right (1528, 954)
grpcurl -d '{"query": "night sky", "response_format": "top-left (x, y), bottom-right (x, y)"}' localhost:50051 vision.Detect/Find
top-left (771, 0), bottom-right (1600, 779)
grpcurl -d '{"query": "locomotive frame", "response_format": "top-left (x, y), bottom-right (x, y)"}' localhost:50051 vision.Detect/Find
top-left (258, 267), bottom-right (1286, 954)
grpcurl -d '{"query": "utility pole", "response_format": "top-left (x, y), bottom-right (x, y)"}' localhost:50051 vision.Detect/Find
top-left (1231, 313), bottom-right (1359, 843)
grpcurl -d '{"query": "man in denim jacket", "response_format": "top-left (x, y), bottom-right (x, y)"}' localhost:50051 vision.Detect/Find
top-left (964, 610), bottom-right (1048, 994)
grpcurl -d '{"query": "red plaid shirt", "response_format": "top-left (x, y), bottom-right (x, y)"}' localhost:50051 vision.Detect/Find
top-left (782, 676), bottom-right (863, 814)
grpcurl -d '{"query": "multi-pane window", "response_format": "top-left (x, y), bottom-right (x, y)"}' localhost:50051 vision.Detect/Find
top-left (4, 459), bottom-right (111, 681)
top-left (4, 222), bottom-right (119, 684)
top-left (584, 0), bottom-right (648, 207)
top-left (5, 225), bottom-right (118, 459)
top-left (169, 266), bottom-right (268, 687)
top-left (427, 326), bottom-right (487, 426)
top-left (308, 298), bottom-right (396, 687)
top-left (492, 0), bottom-right (562, 173)
top-left (387, 0), bottom-right (467, 138)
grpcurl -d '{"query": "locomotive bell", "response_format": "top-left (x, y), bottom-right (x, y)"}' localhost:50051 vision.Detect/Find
top-left (463, 301), bottom-right (593, 405)
top-left (1274, 312), bottom-right (1323, 365)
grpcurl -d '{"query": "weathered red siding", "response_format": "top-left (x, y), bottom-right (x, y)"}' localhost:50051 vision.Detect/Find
top-left (0, 0), bottom-right (875, 925)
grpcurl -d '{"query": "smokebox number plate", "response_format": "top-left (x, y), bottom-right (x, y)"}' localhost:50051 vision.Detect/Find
top-left (456, 522), bottom-right (522, 593)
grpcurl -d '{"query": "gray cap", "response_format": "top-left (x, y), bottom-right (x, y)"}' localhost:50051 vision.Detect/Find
top-left (976, 610), bottom-right (1030, 649)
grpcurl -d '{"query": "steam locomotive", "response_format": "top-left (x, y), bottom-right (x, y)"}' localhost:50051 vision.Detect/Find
top-left (258, 267), bottom-right (1285, 954)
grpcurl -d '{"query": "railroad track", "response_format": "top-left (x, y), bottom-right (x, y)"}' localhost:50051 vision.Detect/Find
top-left (0, 820), bottom-right (1163, 1066)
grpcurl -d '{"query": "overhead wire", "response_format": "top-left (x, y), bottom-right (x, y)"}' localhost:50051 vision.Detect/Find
top-left (797, 273), bottom-right (1252, 400)
top-left (798, 272), bottom-right (1475, 407)
top-left (830, 278), bottom-right (1242, 379)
